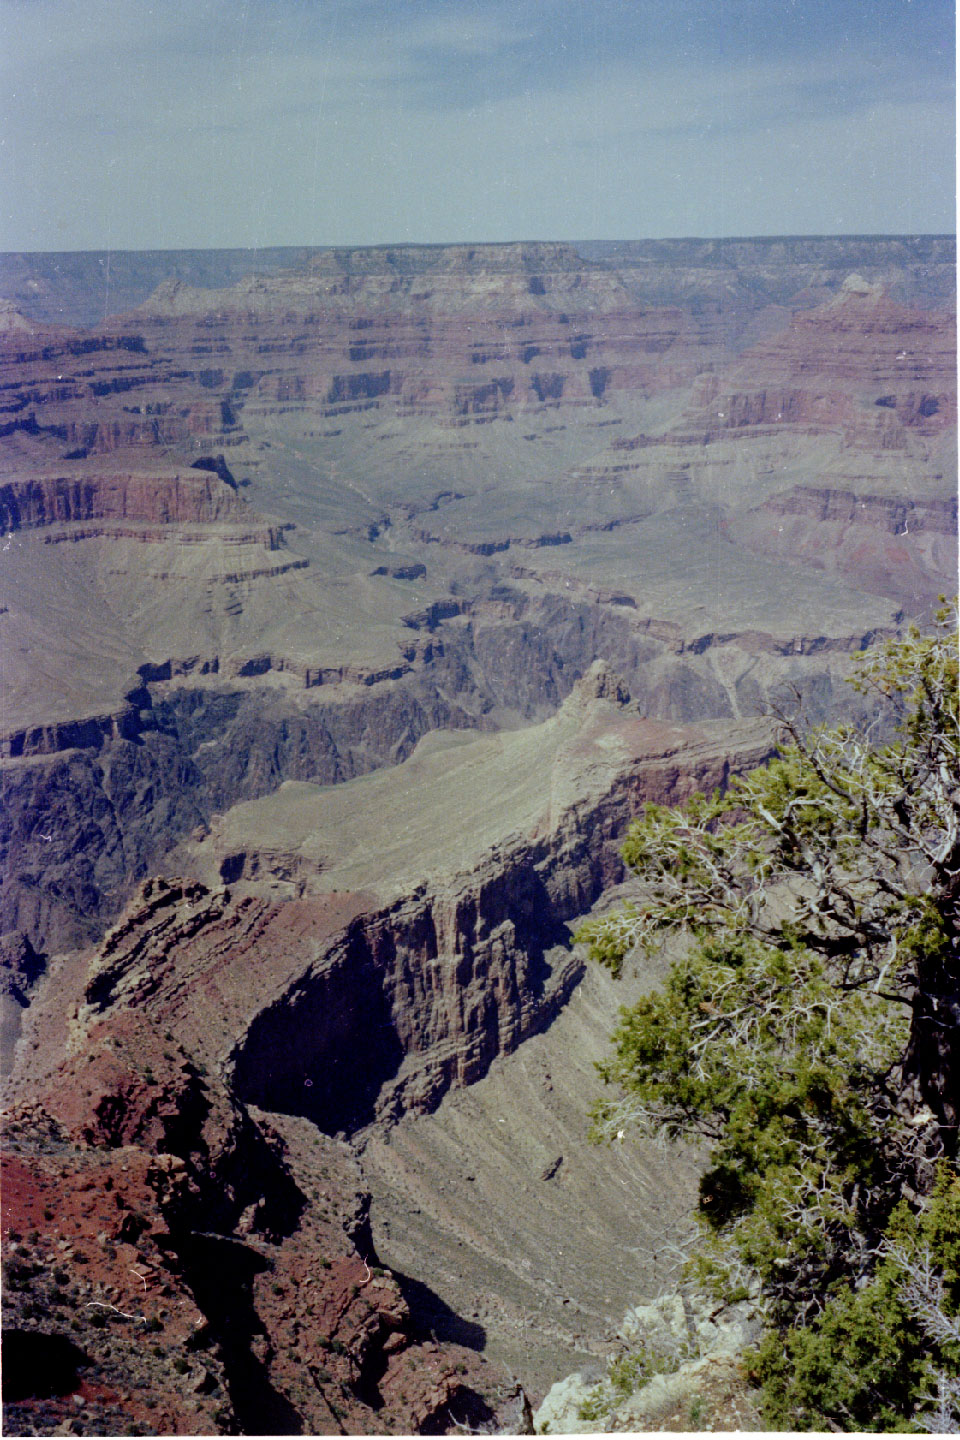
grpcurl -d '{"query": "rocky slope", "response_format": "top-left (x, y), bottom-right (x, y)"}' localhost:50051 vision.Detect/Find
top-left (728, 486), bottom-right (958, 601)
top-left (65, 668), bottom-right (775, 1133)
top-left (0, 237), bottom-right (954, 1433)
top-left (532, 1287), bottom-right (764, 1433)
top-left (4, 672), bottom-right (773, 1426)
top-left (2, 1058), bottom-right (512, 1435)
top-left (1, 562), bottom-right (882, 957)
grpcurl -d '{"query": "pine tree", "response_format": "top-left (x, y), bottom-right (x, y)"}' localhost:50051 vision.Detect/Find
top-left (579, 606), bottom-right (960, 1430)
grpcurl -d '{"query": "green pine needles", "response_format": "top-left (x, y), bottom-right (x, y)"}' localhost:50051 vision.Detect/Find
top-left (579, 605), bottom-right (960, 1431)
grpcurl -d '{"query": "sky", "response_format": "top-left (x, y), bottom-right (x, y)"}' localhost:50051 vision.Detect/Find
top-left (0, 0), bottom-right (955, 250)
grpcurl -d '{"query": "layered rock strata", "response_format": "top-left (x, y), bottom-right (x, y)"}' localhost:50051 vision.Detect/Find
top-left (0, 469), bottom-right (249, 532)
top-left (680, 276), bottom-right (956, 446)
top-left (1, 238), bottom-right (953, 1434)
top-left (1, 243), bottom-right (947, 763)
top-left (497, 277), bottom-right (955, 611)
top-left (64, 667), bottom-right (775, 1133)
top-left (1, 574), bottom-right (876, 956)
top-left (4, 236), bottom-right (953, 330)
top-left (3, 672), bottom-right (772, 1431)
top-left (727, 486), bottom-right (958, 600)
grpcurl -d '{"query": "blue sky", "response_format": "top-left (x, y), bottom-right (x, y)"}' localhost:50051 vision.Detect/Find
top-left (0, 0), bottom-right (954, 249)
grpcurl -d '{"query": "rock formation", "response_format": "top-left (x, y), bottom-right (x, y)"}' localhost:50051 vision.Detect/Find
top-left (728, 486), bottom-right (958, 601)
top-left (0, 237), bottom-right (954, 1432)
top-left (64, 669), bottom-right (775, 1134)
top-left (533, 1287), bottom-right (764, 1433)
top-left (2, 1074), bottom-right (509, 1434)
top-left (3, 673), bottom-right (772, 1430)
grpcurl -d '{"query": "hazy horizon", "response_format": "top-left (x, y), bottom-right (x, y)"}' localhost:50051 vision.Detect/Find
top-left (1, 231), bottom-right (958, 259)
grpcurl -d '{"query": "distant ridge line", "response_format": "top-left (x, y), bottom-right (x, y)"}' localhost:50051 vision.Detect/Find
top-left (0, 235), bottom-right (953, 329)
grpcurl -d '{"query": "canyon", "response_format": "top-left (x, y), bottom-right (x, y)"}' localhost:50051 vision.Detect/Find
top-left (0, 237), bottom-right (955, 1434)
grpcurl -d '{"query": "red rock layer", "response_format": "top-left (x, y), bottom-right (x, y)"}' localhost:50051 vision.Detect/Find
top-left (682, 279), bottom-right (956, 443)
top-left (725, 486), bottom-right (959, 601)
top-left (2, 1074), bottom-right (509, 1435)
top-left (99, 243), bottom-right (726, 428)
top-left (0, 470), bottom-right (250, 532)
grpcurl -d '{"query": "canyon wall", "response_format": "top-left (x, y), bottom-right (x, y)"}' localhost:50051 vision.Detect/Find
top-left (2, 234), bottom-right (950, 1051)
top-left (1, 596), bottom-right (875, 955)
top-left (4, 962), bottom-right (510, 1435)
top-left (0, 238), bottom-right (954, 1434)
top-left (3, 236), bottom-right (953, 328)
top-left (2, 676), bottom-right (773, 1431)
top-left (71, 672), bottom-right (776, 1136)
top-left (726, 487), bottom-right (959, 599)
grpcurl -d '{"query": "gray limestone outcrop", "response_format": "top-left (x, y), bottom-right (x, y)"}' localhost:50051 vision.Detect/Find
top-left (534, 1287), bottom-right (764, 1433)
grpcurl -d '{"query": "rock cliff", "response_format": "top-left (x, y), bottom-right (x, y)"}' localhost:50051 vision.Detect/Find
top-left (683, 276), bottom-right (956, 444)
top-left (0, 469), bottom-right (249, 532)
top-left (102, 243), bottom-right (712, 434)
top-left (533, 1287), bottom-right (763, 1433)
top-left (3, 673), bottom-right (772, 1432)
top-left (726, 486), bottom-right (958, 601)
top-left (0, 237), bottom-right (954, 1433)
top-left (63, 670), bottom-right (774, 1133)
top-left (3, 1053), bottom-right (509, 1435)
